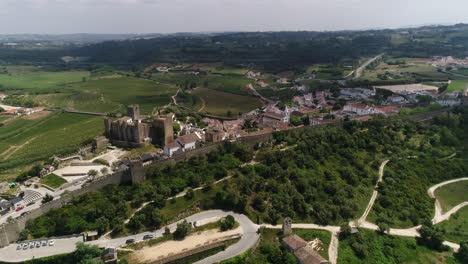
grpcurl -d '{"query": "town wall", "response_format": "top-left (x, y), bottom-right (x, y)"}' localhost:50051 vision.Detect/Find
top-left (0, 108), bottom-right (451, 247)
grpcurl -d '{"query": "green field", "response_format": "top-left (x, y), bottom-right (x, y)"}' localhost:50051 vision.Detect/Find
top-left (193, 88), bottom-right (263, 116)
top-left (151, 73), bottom-right (252, 95)
top-left (0, 66), bottom-right (89, 90)
top-left (437, 207), bottom-right (468, 244)
top-left (447, 80), bottom-right (468, 93)
top-left (0, 112), bottom-right (103, 172)
top-left (435, 181), bottom-right (468, 212)
top-left (34, 76), bottom-right (178, 114)
top-left (40, 174), bottom-right (67, 189)
top-left (338, 229), bottom-right (457, 264)
top-left (360, 58), bottom-right (452, 81)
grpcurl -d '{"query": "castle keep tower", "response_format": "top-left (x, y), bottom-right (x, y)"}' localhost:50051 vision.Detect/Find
top-left (282, 217), bottom-right (292, 235)
top-left (127, 105), bottom-right (140, 122)
top-left (103, 105), bottom-right (174, 148)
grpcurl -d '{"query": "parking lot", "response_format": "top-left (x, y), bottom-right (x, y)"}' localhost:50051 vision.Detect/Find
top-left (0, 236), bottom-right (83, 262)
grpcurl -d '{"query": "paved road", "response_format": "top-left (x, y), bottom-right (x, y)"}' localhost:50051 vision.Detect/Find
top-left (0, 236), bottom-right (83, 263)
top-left (352, 53), bottom-right (384, 79)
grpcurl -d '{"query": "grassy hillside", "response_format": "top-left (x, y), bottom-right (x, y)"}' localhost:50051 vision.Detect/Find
top-left (435, 181), bottom-right (468, 212)
top-left (437, 207), bottom-right (468, 243)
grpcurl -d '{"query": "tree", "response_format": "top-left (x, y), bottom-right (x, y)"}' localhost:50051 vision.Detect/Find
top-left (185, 188), bottom-right (194, 200)
top-left (173, 219), bottom-right (192, 240)
top-left (456, 240), bottom-right (468, 263)
top-left (220, 215), bottom-right (236, 231)
top-left (418, 220), bottom-right (446, 250)
top-left (100, 167), bottom-right (109, 175)
top-left (73, 242), bottom-right (103, 264)
top-left (164, 226), bottom-right (171, 236)
top-left (88, 170), bottom-right (98, 177)
top-left (18, 229), bottom-right (30, 241)
top-left (339, 223), bottom-right (352, 239)
top-left (41, 193), bottom-right (54, 204)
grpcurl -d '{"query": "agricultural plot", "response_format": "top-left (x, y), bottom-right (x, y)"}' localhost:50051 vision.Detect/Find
top-left (437, 207), bottom-right (468, 244)
top-left (0, 112), bottom-right (103, 171)
top-left (192, 88), bottom-right (263, 116)
top-left (0, 65), bottom-right (89, 90)
top-left (360, 58), bottom-right (452, 81)
top-left (446, 80), bottom-right (468, 93)
top-left (434, 181), bottom-right (468, 212)
top-left (151, 73), bottom-right (252, 95)
top-left (306, 64), bottom-right (353, 80)
top-left (34, 76), bottom-right (178, 114)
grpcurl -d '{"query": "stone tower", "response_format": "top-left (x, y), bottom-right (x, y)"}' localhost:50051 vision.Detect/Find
top-left (152, 114), bottom-right (174, 146)
top-left (127, 105), bottom-right (140, 122)
top-left (282, 217), bottom-right (292, 235)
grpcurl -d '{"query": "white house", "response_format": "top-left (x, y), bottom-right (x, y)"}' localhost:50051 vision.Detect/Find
top-left (387, 95), bottom-right (405, 103)
top-left (163, 142), bottom-right (181, 157)
top-left (343, 103), bottom-right (374, 116)
top-left (163, 132), bottom-right (203, 157)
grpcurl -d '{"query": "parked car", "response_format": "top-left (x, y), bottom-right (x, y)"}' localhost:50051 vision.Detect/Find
top-left (41, 240), bottom-right (47, 246)
top-left (35, 241), bottom-right (41, 248)
top-left (22, 243), bottom-right (28, 250)
top-left (15, 205), bottom-right (24, 212)
top-left (125, 239), bottom-right (135, 244)
top-left (29, 242), bottom-right (35, 249)
top-left (48, 240), bottom-right (55, 246)
top-left (16, 244), bottom-right (21, 250)
top-left (143, 234), bottom-right (154, 240)
top-left (26, 201), bottom-right (35, 206)
top-left (20, 211), bottom-right (29, 217)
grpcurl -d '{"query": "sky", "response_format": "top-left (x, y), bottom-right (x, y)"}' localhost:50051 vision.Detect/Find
top-left (1, 0), bottom-right (468, 34)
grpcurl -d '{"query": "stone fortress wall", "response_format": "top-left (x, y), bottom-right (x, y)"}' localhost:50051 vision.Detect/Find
top-left (0, 108), bottom-right (450, 247)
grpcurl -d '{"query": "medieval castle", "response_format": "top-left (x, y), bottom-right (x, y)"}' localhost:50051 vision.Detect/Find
top-left (104, 105), bottom-right (174, 148)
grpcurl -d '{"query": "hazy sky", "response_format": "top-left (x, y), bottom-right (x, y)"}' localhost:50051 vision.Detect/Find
top-left (1, 0), bottom-right (468, 34)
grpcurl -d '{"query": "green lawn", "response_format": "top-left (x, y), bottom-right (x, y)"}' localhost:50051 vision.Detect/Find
top-left (294, 229), bottom-right (331, 259)
top-left (0, 112), bottom-right (103, 171)
top-left (435, 181), bottom-right (468, 212)
top-left (40, 174), bottom-right (67, 189)
top-left (338, 229), bottom-right (457, 264)
top-left (446, 80), bottom-right (468, 93)
top-left (34, 76), bottom-right (178, 114)
top-left (0, 65), bottom-right (89, 90)
top-left (437, 206), bottom-right (468, 243)
top-left (193, 88), bottom-right (263, 116)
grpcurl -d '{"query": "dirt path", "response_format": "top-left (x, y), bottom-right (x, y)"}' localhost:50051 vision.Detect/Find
top-left (357, 160), bottom-right (389, 225)
top-left (197, 96), bottom-right (206, 112)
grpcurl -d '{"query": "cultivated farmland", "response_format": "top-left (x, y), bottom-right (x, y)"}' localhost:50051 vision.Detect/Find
top-left (0, 112), bottom-right (103, 172)
top-left (0, 65), bottom-right (90, 90)
top-left (192, 88), bottom-right (263, 116)
top-left (34, 76), bottom-right (178, 114)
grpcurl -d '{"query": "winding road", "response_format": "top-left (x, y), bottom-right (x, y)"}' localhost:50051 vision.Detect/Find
top-left (2, 160), bottom-right (467, 263)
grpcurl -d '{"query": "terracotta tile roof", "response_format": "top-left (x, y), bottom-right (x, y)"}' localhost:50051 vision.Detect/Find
top-left (282, 235), bottom-right (307, 251)
top-left (294, 246), bottom-right (328, 264)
